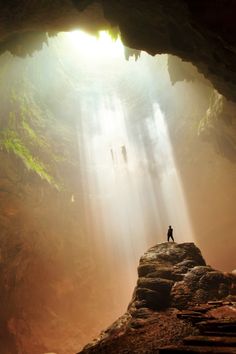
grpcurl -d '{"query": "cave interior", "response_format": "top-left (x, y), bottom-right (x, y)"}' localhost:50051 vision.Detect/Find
top-left (0, 1), bottom-right (235, 353)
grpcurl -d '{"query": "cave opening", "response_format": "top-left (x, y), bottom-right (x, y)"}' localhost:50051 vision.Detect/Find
top-left (0, 28), bottom-right (235, 354)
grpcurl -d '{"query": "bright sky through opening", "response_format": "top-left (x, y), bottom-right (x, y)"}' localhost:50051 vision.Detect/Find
top-left (65, 30), bottom-right (124, 60)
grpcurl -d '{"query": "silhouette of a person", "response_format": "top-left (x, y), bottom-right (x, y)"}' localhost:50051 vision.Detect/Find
top-left (167, 225), bottom-right (174, 242)
top-left (110, 148), bottom-right (114, 162)
top-left (121, 145), bottom-right (127, 163)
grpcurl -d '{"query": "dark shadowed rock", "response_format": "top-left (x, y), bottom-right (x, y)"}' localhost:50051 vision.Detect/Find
top-left (171, 281), bottom-right (192, 309)
top-left (138, 277), bottom-right (174, 293)
top-left (138, 264), bottom-right (157, 277)
top-left (172, 266), bottom-right (235, 309)
top-left (199, 271), bottom-right (232, 290)
top-left (184, 266), bottom-right (214, 290)
top-left (136, 287), bottom-right (170, 310)
top-left (174, 259), bottom-right (200, 273)
top-left (146, 267), bottom-right (178, 280)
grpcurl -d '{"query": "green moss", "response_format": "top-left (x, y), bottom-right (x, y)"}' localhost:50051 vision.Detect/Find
top-left (0, 129), bottom-right (60, 189)
top-left (0, 86), bottom-right (63, 190)
top-left (0, 55), bottom-right (76, 193)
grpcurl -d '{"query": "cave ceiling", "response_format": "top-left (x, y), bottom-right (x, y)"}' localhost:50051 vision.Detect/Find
top-left (1, 0), bottom-right (236, 103)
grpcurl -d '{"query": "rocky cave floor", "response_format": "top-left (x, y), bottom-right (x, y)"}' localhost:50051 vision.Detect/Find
top-left (78, 243), bottom-right (236, 354)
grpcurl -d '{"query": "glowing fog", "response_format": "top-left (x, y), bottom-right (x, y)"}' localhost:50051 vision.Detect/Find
top-left (56, 31), bottom-right (194, 277)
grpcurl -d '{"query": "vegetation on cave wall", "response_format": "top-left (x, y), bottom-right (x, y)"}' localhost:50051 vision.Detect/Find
top-left (0, 47), bottom-right (96, 354)
top-left (0, 53), bottom-right (77, 191)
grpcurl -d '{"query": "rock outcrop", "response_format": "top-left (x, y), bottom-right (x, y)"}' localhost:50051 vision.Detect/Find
top-left (1, 2), bottom-right (236, 164)
top-left (167, 55), bottom-right (211, 87)
top-left (1, 1), bottom-right (236, 103)
top-left (78, 242), bottom-right (236, 354)
top-left (198, 90), bottom-right (236, 162)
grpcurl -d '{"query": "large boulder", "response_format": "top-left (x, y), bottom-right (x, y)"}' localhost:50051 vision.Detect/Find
top-left (78, 242), bottom-right (236, 354)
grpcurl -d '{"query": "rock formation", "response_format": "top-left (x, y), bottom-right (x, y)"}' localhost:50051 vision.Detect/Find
top-left (167, 55), bottom-right (236, 161)
top-left (78, 242), bottom-right (236, 354)
top-left (167, 55), bottom-right (211, 87)
top-left (1, 1), bottom-right (236, 103)
top-left (198, 90), bottom-right (236, 162)
top-left (1, 1), bottom-right (236, 163)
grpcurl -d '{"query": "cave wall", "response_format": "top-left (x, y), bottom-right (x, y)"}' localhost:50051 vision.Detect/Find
top-left (0, 50), bottom-right (130, 354)
top-left (1, 1), bottom-right (236, 103)
top-left (167, 55), bottom-right (236, 162)
top-left (101, 0), bottom-right (236, 102)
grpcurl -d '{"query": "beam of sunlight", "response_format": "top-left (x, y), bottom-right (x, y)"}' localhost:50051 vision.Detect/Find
top-left (52, 30), bottom-right (195, 285)
top-left (151, 103), bottom-right (194, 241)
top-left (34, 29), bottom-right (197, 301)
top-left (78, 94), bottom-right (150, 282)
top-left (77, 91), bottom-right (195, 288)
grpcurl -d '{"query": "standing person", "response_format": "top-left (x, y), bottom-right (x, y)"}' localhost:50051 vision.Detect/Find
top-left (167, 225), bottom-right (174, 242)
top-left (110, 148), bottom-right (115, 162)
top-left (121, 145), bottom-right (128, 163)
